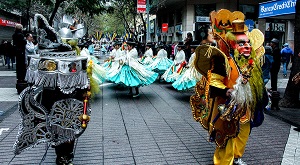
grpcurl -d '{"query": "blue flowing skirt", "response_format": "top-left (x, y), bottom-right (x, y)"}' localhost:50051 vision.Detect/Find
top-left (107, 64), bottom-right (158, 87)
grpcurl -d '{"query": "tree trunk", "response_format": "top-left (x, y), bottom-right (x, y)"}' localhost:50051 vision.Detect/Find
top-left (49, 0), bottom-right (63, 26)
top-left (26, 0), bottom-right (31, 31)
top-left (140, 13), bottom-right (147, 43)
top-left (279, 0), bottom-right (300, 108)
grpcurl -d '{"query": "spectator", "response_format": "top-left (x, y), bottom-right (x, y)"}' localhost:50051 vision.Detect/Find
top-left (12, 24), bottom-right (26, 82)
top-left (25, 33), bottom-right (38, 65)
top-left (269, 38), bottom-right (281, 91)
top-left (280, 43), bottom-right (294, 77)
top-left (4, 41), bottom-right (15, 69)
top-left (184, 32), bottom-right (193, 62)
top-left (262, 46), bottom-right (273, 85)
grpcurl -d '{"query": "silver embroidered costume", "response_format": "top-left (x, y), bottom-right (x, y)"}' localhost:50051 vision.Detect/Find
top-left (13, 14), bottom-right (91, 165)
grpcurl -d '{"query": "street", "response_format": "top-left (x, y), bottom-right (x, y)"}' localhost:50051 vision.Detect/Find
top-left (0, 61), bottom-right (299, 164)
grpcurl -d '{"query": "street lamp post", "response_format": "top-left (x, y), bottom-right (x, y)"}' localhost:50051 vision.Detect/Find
top-left (146, 0), bottom-right (150, 42)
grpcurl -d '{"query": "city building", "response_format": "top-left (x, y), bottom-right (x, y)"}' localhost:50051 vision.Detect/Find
top-left (0, 10), bottom-right (24, 41)
top-left (149, 0), bottom-right (295, 49)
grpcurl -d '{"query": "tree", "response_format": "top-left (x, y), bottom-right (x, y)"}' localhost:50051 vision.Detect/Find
top-left (111, 0), bottom-right (147, 42)
top-left (279, 0), bottom-right (300, 108)
top-left (38, 0), bottom-right (108, 25)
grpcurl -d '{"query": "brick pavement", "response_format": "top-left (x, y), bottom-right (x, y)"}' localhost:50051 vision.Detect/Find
top-left (0, 80), bottom-right (293, 165)
top-left (0, 60), bottom-right (299, 165)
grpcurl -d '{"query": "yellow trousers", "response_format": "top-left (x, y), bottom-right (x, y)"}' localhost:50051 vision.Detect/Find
top-left (213, 122), bottom-right (250, 165)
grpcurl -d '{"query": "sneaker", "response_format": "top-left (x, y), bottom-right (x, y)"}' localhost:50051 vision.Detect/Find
top-left (233, 158), bottom-right (247, 165)
top-left (132, 93), bottom-right (140, 98)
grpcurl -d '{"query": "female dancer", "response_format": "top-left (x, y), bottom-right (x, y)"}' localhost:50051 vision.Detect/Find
top-left (107, 38), bottom-right (158, 97)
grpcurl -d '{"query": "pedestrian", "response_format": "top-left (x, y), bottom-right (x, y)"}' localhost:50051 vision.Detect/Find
top-left (25, 33), bottom-right (38, 65)
top-left (269, 38), bottom-right (281, 91)
top-left (12, 23), bottom-right (27, 94)
top-left (184, 32), bottom-right (193, 62)
top-left (280, 43), bottom-right (294, 77)
top-left (191, 18), bottom-right (267, 165)
top-left (262, 46), bottom-right (274, 85)
top-left (1, 40), bottom-right (14, 69)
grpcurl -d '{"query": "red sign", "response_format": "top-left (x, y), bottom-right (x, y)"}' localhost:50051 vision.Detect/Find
top-left (162, 23), bottom-right (168, 33)
top-left (137, 0), bottom-right (146, 13)
top-left (0, 18), bottom-right (19, 27)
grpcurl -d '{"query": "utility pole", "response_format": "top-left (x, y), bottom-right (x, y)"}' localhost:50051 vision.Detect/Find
top-left (146, 0), bottom-right (150, 42)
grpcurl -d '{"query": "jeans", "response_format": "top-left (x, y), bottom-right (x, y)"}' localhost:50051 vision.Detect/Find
top-left (282, 62), bottom-right (288, 75)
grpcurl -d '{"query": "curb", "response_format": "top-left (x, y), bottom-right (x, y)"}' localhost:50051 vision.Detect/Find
top-left (264, 109), bottom-right (300, 128)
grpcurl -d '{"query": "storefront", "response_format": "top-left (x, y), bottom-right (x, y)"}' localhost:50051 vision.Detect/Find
top-left (0, 10), bottom-right (22, 41)
top-left (258, 0), bottom-right (296, 49)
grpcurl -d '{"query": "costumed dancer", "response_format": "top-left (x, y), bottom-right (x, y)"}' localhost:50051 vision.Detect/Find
top-left (172, 40), bottom-right (202, 91)
top-left (106, 41), bottom-right (126, 82)
top-left (102, 42), bottom-right (119, 70)
top-left (147, 43), bottom-right (173, 81)
top-left (13, 14), bottom-right (99, 165)
top-left (190, 10), bottom-right (268, 165)
top-left (139, 42), bottom-right (153, 65)
top-left (106, 38), bottom-right (158, 97)
top-left (81, 47), bottom-right (106, 84)
top-left (108, 41), bottom-right (126, 71)
top-left (162, 41), bottom-right (186, 82)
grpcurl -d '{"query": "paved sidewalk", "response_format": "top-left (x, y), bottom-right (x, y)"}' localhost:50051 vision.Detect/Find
top-left (0, 60), bottom-right (299, 164)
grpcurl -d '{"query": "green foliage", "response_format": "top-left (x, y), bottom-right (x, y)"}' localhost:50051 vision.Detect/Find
top-left (0, 0), bottom-right (28, 13)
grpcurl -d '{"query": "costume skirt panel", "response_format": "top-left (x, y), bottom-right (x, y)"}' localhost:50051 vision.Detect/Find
top-left (147, 57), bottom-right (173, 74)
top-left (162, 63), bottom-right (186, 83)
top-left (107, 64), bottom-right (158, 87)
top-left (140, 56), bottom-right (153, 65)
top-left (172, 67), bottom-right (202, 90)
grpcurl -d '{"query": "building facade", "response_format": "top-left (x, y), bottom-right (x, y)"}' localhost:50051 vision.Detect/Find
top-left (149, 0), bottom-right (295, 49)
top-left (0, 10), bottom-right (23, 42)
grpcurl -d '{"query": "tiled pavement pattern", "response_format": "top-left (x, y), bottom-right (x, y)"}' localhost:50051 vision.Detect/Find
top-left (0, 81), bottom-right (293, 165)
top-left (0, 59), bottom-right (299, 165)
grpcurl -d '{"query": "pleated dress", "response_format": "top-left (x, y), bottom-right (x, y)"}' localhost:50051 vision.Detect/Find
top-left (147, 49), bottom-right (173, 75)
top-left (107, 48), bottom-right (158, 87)
top-left (162, 50), bottom-right (186, 82)
top-left (172, 52), bottom-right (202, 90)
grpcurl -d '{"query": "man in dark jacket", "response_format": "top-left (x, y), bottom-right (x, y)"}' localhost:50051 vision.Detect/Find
top-left (12, 24), bottom-right (27, 94)
top-left (269, 38), bottom-right (281, 110)
top-left (269, 38), bottom-right (281, 91)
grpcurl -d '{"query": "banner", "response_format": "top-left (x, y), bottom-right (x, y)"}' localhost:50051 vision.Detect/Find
top-left (137, 0), bottom-right (147, 13)
top-left (0, 18), bottom-right (19, 27)
top-left (162, 23), bottom-right (168, 33)
top-left (259, 0), bottom-right (296, 18)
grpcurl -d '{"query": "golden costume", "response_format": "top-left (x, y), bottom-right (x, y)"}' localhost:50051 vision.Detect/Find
top-left (190, 9), bottom-right (267, 165)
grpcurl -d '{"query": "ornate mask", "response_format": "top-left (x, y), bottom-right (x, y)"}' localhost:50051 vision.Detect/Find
top-left (233, 33), bottom-right (252, 58)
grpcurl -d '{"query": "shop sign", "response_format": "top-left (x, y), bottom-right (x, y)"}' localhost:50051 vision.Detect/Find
top-left (137, 0), bottom-right (146, 13)
top-left (259, 0), bottom-right (296, 18)
top-left (266, 22), bottom-right (285, 32)
top-left (195, 16), bottom-right (210, 23)
top-left (0, 18), bottom-right (19, 27)
top-left (175, 24), bottom-right (182, 32)
top-left (162, 23), bottom-right (168, 33)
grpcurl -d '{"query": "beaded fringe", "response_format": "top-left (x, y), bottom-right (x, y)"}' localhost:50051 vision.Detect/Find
top-left (25, 70), bottom-right (88, 94)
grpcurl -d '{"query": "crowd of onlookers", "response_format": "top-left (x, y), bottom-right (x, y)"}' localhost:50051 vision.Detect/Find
top-left (0, 40), bottom-right (15, 69)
